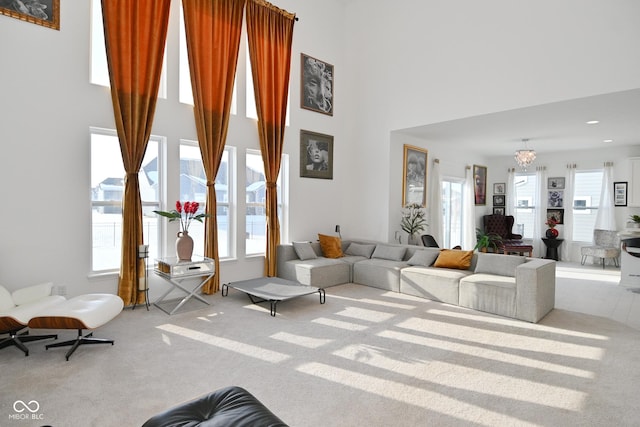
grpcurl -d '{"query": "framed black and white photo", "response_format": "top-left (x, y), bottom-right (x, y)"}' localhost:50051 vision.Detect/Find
top-left (548, 190), bottom-right (564, 208)
top-left (493, 195), bottom-right (505, 207)
top-left (493, 207), bottom-right (505, 215)
top-left (493, 183), bottom-right (505, 195)
top-left (614, 181), bottom-right (628, 207)
top-left (301, 53), bottom-right (333, 116)
top-left (402, 145), bottom-right (428, 207)
top-left (547, 209), bottom-right (564, 225)
top-left (0, 0), bottom-right (59, 30)
top-left (548, 177), bottom-right (565, 189)
top-left (300, 130), bottom-right (333, 180)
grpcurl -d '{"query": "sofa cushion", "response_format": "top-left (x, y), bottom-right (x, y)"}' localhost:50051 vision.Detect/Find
top-left (293, 241), bottom-right (317, 260)
top-left (474, 252), bottom-right (525, 277)
top-left (434, 249), bottom-right (473, 270)
top-left (318, 234), bottom-right (343, 258)
top-left (345, 243), bottom-right (376, 258)
top-left (372, 245), bottom-right (406, 261)
top-left (406, 249), bottom-right (439, 267)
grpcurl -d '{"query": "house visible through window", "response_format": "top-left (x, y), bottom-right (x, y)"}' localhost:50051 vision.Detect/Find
top-left (441, 178), bottom-right (463, 248)
top-left (90, 128), bottom-right (162, 273)
top-left (573, 170), bottom-right (603, 241)
top-left (513, 174), bottom-right (537, 239)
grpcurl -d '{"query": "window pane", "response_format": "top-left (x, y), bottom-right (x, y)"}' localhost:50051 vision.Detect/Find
top-left (513, 174), bottom-right (537, 239)
top-left (91, 131), bottom-right (160, 272)
top-left (441, 179), bottom-right (463, 248)
top-left (573, 170), bottom-right (603, 241)
top-left (180, 143), bottom-right (231, 258)
top-left (246, 151), bottom-right (266, 255)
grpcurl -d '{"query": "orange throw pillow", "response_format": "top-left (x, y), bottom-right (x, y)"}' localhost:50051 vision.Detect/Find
top-left (433, 249), bottom-right (473, 270)
top-left (318, 234), bottom-right (343, 258)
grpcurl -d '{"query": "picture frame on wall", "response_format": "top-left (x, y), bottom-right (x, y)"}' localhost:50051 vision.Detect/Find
top-left (614, 181), bottom-right (628, 207)
top-left (300, 130), bottom-right (333, 180)
top-left (493, 195), bottom-right (505, 207)
top-left (402, 145), bottom-right (428, 207)
top-left (493, 183), bottom-right (505, 195)
top-left (548, 190), bottom-right (564, 208)
top-left (547, 209), bottom-right (564, 225)
top-left (0, 0), bottom-right (59, 30)
top-left (473, 165), bottom-right (487, 205)
top-left (300, 53), bottom-right (334, 116)
top-left (493, 207), bottom-right (505, 215)
top-left (548, 177), bottom-right (565, 189)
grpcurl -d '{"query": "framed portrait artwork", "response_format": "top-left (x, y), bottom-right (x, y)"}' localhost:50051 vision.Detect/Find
top-left (548, 177), bottom-right (565, 189)
top-left (614, 181), bottom-right (628, 207)
top-left (493, 183), bottom-right (505, 195)
top-left (300, 130), bottom-right (333, 180)
top-left (0, 0), bottom-right (59, 30)
top-left (548, 190), bottom-right (564, 208)
top-left (473, 165), bottom-right (487, 205)
top-left (547, 209), bottom-right (564, 225)
top-left (493, 195), bottom-right (505, 207)
top-left (493, 207), bottom-right (505, 215)
top-left (300, 53), bottom-right (333, 116)
top-left (402, 145), bottom-right (428, 207)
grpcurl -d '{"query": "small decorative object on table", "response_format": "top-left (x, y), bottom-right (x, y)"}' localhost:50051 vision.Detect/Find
top-left (154, 201), bottom-right (210, 261)
top-left (401, 203), bottom-right (427, 245)
top-left (628, 214), bottom-right (640, 229)
top-left (545, 217), bottom-right (559, 239)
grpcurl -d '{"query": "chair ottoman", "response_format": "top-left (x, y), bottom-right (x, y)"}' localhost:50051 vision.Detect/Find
top-left (28, 293), bottom-right (123, 360)
top-left (142, 386), bottom-right (287, 427)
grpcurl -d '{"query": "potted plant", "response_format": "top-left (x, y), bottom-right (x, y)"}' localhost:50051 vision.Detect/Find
top-left (629, 215), bottom-right (640, 228)
top-left (401, 203), bottom-right (427, 245)
top-left (474, 228), bottom-right (502, 252)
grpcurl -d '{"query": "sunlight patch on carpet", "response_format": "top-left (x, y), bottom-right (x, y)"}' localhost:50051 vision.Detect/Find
top-left (270, 332), bottom-right (332, 349)
top-left (332, 344), bottom-right (586, 409)
top-left (156, 324), bottom-right (290, 363)
top-left (296, 362), bottom-right (535, 426)
top-left (336, 306), bottom-right (396, 322)
top-left (311, 317), bottom-right (369, 331)
top-left (378, 329), bottom-right (596, 379)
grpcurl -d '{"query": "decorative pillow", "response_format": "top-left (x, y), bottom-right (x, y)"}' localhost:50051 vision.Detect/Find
top-left (318, 234), bottom-right (343, 258)
top-left (371, 245), bottom-right (406, 261)
top-left (406, 250), bottom-right (439, 267)
top-left (433, 249), bottom-right (474, 270)
top-left (345, 243), bottom-right (376, 258)
top-left (474, 252), bottom-right (525, 277)
top-left (292, 241), bottom-right (317, 261)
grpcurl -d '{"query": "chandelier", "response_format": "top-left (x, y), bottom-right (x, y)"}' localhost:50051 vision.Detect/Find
top-left (514, 138), bottom-right (536, 169)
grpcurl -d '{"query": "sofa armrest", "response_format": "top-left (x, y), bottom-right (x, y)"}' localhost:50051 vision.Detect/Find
top-left (515, 259), bottom-right (555, 322)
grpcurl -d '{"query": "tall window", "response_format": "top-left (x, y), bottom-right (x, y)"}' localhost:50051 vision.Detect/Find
top-left (179, 142), bottom-right (233, 258)
top-left (441, 178), bottom-right (463, 248)
top-left (245, 150), bottom-right (287, 256)
top-left (90, 128), bottom-right (162, 272)
top-left (573, 170), bottom-right (603, 241)
top-left (513, 173), bottom-right (537, 239)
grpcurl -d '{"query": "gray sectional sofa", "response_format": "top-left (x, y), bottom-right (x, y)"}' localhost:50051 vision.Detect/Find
top-left (276, 240), bottom-right (555, 323)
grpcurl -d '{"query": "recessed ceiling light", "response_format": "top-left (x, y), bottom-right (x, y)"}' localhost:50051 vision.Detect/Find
top-left (586, 120), bottom-right (599, 124)
top-left (604, 139), bottom-right (613, 143)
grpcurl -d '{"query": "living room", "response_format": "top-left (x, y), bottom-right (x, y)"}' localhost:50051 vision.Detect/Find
top-left (1, 0), bottom-right (640, 425)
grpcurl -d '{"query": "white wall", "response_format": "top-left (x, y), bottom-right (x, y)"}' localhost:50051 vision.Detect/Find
top-left (1, 0), bottom-right (640, 297)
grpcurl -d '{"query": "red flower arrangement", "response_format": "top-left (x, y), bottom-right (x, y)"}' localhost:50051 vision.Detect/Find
top-left (154, 201), bottom-right (209, 233)
top-left (545, 217), bottom-right (558, 229)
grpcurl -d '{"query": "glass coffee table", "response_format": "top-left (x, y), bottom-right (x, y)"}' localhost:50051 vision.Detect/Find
top-left (222, 277), bottom-right (325, 316)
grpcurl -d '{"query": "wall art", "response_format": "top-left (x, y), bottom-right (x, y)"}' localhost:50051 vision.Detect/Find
top-left (0, 0), bottom-right (59, 30)
top-left (301, 53), bottom-right (333, 116)
top-left (300, 130), bottom-right (333, 179)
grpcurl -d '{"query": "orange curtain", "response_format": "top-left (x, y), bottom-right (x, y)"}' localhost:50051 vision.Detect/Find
top-left (246, 0), bottom-right (296, 276)
top-left (183, 0), bottom-right (246, 294)
top-left (102, 0), bottom-right (171, 306)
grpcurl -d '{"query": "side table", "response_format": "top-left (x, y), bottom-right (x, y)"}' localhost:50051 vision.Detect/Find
top-left (542, 238), bottom-right (564, 261)
top-left (153, 256), bottom-right (215, 315)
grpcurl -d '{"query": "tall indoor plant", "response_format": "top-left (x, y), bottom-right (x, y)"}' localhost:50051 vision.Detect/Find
top-left (401, 203), bottom-right (427, 245)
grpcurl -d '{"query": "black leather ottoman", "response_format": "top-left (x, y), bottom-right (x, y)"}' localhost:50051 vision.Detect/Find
top-left (142, 386), bottom-right (288, 427)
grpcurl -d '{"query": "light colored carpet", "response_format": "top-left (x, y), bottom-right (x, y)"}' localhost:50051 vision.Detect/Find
top-left (2, 275), bottom-right (640, 426)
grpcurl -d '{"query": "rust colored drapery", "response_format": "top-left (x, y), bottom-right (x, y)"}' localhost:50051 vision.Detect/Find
top-left (183, 0), bottom-right (246, 294)
top-left (102, 0), bottom-right (171, 305)
top-left (246, 0), bottom-right (296, 277)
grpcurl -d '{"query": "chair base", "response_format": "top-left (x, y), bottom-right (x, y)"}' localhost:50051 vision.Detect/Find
top-left (581, 255), bottom-right (620, 269)
top-left (0, 330), bottom-right (58, 356)
top-left (45, 329), bottom-right (114, 361)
